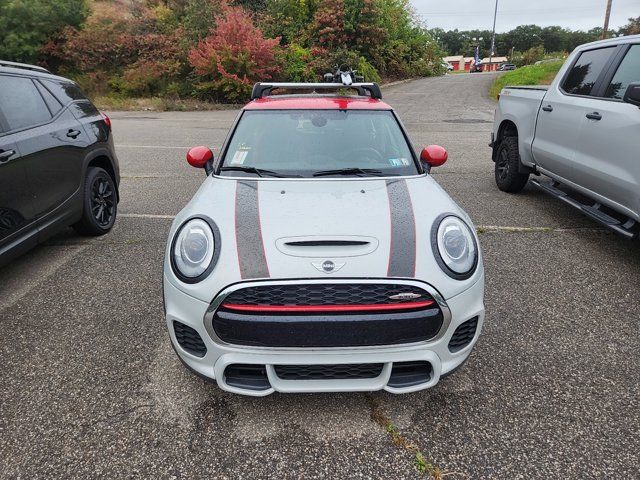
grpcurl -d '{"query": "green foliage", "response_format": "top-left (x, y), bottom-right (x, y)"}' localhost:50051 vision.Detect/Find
top-left (619, 16), bottom-right (640, 36)
top-left (0, 0), bottom-right (88, 63)
top-left (489, 61), bottom-right (564, 99)
top-left (431, 24), bottom-right (614, 58)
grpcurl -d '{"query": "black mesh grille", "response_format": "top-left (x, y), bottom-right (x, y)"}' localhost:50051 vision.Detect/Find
top-left (173, 321), bottom-right (207, 357)
top-left (223, 283), bottom-right (432, 306)
top-left (448, 317), bottom-right (478, 353)
top-left (274, 363), bottom-right (384, 380)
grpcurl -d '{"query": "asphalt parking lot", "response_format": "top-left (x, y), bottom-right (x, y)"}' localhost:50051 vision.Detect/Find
top-left (1, 73), bottom-right (638, 479)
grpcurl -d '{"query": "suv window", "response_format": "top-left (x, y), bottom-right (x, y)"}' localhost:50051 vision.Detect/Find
top-left (562, 47), bottom-right (616, 96)
top-left (0, 75), bottom-right (51, 131)
top-left (219, 110), bottom-right (418, 178)
top-left (35, 80), bottom-right (63, 115)
top-left (605, 44), bottom-right (640, 99)
top-left (42, 79), bottom-right (86, 104)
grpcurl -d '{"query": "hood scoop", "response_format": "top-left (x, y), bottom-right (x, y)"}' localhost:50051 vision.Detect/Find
top-left (276, 236), bottom-right (379, 258)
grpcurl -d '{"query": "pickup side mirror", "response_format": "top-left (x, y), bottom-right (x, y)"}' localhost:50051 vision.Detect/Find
top-left (420, 145), bottom-right (448, 169)
top-left (623, 83), bottom-right (640, 108)
top-left (186, 146), bottom-right (214, 175)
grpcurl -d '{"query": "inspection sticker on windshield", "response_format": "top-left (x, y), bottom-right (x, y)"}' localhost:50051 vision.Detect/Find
top-left (388, 158), bottom-right (410, 166)
top-left (230, 148), bottom-right (250, 165)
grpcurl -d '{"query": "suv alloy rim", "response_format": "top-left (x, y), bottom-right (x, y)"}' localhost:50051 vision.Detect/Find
top-left (91, 176), bottom-right (115, 227)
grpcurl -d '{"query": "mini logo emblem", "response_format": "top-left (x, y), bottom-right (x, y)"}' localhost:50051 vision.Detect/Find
top-left (389, 292), bottom-right (422, 300)
top-left (312, 260), bottom-right (345, 274)
top-left (322, 260), bottom-right (335, 272)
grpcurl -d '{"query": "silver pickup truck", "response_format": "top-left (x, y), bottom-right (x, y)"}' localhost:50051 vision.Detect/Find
top-left (490, 35), bottom-right (640, 238)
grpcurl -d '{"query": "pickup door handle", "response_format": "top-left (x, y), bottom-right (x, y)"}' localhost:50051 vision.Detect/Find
top-left (66, 129), bottom-right (81, 138)
top-left (541, 105), bottom-right (553, 112)
top-left (586, 112), bottom-right (602, 120)
top-left (0, 149), bottom-right (16, 163)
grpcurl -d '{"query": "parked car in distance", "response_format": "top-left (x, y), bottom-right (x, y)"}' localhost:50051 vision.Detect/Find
top-left (470, 62), bottom-right (483, 73)
top-left (0, 61), bottom-right (120, 266)
top-left (164, 76), bottom-right (485, 396)
top-left (490, 35), bottom-right (640, 238)
top-left (498, 63), bottom-right (516, 71)
top-left (441, 61), bottom-right (454, 71)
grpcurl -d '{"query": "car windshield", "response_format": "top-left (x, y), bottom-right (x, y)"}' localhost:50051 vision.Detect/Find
top-left (218, 110), bottom-right (419, 178)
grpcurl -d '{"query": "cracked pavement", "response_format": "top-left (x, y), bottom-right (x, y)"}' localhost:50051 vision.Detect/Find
top-left (1, 73), bottom-right (638, 479)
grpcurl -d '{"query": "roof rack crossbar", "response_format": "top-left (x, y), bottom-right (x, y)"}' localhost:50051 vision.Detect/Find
top-left (251, 82), bottom-right (382, 100)
top-left (0, 60), bottom-right (50, 74)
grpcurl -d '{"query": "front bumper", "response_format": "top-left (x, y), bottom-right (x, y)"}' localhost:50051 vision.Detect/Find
top-left (164, 276), bottom-right (485, 396)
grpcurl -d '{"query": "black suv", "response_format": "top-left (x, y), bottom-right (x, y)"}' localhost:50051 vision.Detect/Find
top-left (0, 61), bottom-right (119, 266)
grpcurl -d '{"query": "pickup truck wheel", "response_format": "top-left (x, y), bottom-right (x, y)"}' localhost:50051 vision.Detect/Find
top-left (495, 136), bottom-right (529, 193)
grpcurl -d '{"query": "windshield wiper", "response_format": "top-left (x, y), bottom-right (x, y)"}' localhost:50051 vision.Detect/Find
top-left (312, 168), bottom-right (387, 177)
top-left (220, 166), bottom-right (288, 178)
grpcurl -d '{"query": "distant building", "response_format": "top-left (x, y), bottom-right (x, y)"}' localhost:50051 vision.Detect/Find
top-left (443, 55), bottom-right (480, 72)
top-left (481, 57), bottom-right (509, 72)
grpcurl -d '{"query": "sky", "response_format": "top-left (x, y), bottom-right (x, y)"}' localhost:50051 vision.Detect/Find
top-left (409, 0), bottom-right (639, 32)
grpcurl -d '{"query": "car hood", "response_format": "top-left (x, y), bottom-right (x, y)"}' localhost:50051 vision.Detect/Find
top-left (165, 175), bottom-right (483, 301)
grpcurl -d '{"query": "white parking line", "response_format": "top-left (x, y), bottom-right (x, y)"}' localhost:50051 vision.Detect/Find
top-left (119, 213), bottom-right (176, 219)
top-left (117, 145), bottom-right (192, 149)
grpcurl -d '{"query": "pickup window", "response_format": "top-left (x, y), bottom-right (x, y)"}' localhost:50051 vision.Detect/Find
top-left (604, 45), bottom-right (640, 99)
top-left (562, 47), bottom-right (616, 96)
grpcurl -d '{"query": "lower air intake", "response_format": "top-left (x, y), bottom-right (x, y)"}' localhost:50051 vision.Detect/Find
top-left (173, 321), bottom-right (207, 357)
top-left (224, 364), bottom-right (270, 391)
top-left (274, 363), bottom-right (384, 380)
top-left (388, 361), bottom-right (433, 388)
top-left (448, 316), bottom-right (479, 353)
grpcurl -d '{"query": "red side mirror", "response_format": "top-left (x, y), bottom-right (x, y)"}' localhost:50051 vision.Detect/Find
top-left (186, 146), bottom-right (213, 169)
top-left (420, 145), bottom-right (448, 168)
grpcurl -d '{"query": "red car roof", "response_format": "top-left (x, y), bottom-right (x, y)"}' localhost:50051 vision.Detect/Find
top-left (243, 96), bottom-right (392, 110)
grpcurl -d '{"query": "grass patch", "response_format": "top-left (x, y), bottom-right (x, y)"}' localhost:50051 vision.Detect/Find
top-left (489, 61), bottom-right (564, 100)
top-left (367, 394), bottom-right (447, 479)
top-left (93, 95), bottom-right (238, 112)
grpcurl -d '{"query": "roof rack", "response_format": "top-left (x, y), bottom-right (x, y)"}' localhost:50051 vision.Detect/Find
top-left (251, 82), bottom-right (383, 101)
top-left (0, 60), bottom-right (50, 74)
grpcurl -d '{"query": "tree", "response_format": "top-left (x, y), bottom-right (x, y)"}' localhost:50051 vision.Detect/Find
top-left (0, 0), bottom-right (88, 63)
top-left (189, 6), bottom-right (281, 101)
top-left (619, 16), bottom-right (640, 36)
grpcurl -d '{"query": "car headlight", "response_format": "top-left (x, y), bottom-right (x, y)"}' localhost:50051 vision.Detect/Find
top-left (432, 215), bottom-right (478, 279)
top-left (171, 217), bottom-right (218, 282)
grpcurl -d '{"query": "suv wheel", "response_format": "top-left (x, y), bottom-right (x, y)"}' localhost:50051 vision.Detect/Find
top-left (74, 166), bottom-right (117, 236)
top-left (495, 136), bottom-right (529, 193)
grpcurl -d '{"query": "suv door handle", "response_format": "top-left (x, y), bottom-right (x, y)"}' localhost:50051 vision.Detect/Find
top-left (586, 112), bottom-right (602, 120)
top-left (66, 129), bottom-right (81, 138)
top-left (0, 149), bottom-right (16, 163)
top-left (541, 105), bottom-right (553, 112)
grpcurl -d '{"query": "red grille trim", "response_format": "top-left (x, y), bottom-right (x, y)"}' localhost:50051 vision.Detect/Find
top-left (221, 300), bottom-right (435, 313)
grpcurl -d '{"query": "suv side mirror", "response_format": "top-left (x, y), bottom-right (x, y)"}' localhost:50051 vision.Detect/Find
top-left (187, 146), bottom-right (214, 175)
top-left (623, 83), bottom-right (640, 108)
top-left (420, 145), bottom-right (448, 168)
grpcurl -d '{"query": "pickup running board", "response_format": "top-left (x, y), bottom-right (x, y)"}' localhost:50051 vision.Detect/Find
top-left (530, 178), bottom-right (639, 239)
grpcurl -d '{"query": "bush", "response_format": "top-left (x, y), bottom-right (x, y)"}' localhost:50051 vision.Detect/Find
top-left (189, 6), bottom-right (281, 102)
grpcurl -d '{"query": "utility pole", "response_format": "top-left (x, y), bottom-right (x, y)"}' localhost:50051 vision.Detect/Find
top-left (603, 0), bottom-right (613, 39)
top-left (489, 0), bottom-right (499, 71)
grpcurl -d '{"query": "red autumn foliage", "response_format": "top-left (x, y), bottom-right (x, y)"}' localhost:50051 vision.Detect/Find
top-left (188, 6), bottom-right (280, 100)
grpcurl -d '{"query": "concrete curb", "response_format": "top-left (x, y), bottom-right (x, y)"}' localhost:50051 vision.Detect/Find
top-left (380, 78), bottom-right (420, 88)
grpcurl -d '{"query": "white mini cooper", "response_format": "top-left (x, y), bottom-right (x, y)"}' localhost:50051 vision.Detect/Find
top-left (163, 81), bottom-right (485, 396)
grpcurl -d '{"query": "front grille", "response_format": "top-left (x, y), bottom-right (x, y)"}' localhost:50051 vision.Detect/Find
top-left (448, 316), bottom-right (479, 353)
top-left (274, 363), bottom-right (384, 380)
top-left (213, 283), bottom-right (443, 348)
top-left (222, 283), bottom-right (431, 306)
top-left (173, 321), bottom-right (207, 357)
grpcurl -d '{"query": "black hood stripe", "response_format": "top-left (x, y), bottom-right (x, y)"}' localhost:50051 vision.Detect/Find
top-left (235, 180), bottom-right (270, 279)
top-left (386, 179), bottom-right (416, 277)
